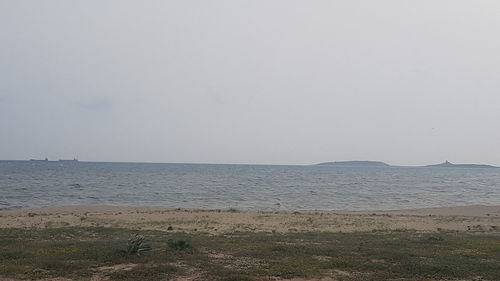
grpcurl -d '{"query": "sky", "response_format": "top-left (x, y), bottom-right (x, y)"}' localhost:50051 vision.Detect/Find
top-left (1, 1), bottom-right (500, 166)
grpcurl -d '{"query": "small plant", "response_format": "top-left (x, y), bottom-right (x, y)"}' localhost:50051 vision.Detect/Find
top-left (167, 239), bottom-right (191, 251)
top-left (427, 235), bottom-right (445, 242)
top-left (126, 235), bottom-right (151, 255)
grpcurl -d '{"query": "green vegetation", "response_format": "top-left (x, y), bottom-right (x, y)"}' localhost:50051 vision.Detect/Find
top-left (167, 239), bottom-right (191, 251)
top-left (125, 234), bottom-right (152, 255)
top-left (1, 227), bottom-right (500, 280)
top-left (108, 264), bottom-right (179, 281)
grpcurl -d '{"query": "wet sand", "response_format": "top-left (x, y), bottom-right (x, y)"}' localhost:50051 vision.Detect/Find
top-left (1, 205), bottom-right (500, 233)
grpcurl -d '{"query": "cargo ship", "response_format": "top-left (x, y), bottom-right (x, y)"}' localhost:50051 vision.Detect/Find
top-left (29, 158), bottom-right (49, 162)
top-left (59, 158), bottom-right (79, 163)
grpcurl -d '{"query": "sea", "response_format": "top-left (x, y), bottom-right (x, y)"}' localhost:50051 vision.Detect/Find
top-left (1, 160), bottom-right (499, 211)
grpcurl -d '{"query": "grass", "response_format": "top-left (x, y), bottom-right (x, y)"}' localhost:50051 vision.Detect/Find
top-left (108, 264), bottom-right (179, 281)
top-left (167, 239), bottom-right (192, 251)
top-left (1, 227), bottom-right (500, 280)
top-left (126, 235), bottom-right (152, 255)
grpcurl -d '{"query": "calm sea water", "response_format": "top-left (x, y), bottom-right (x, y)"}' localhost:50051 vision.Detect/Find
top-left (1, 160), bottom-right (499, 211)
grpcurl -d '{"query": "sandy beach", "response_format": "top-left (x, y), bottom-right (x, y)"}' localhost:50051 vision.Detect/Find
top-left (2, 205), bottom-right (500, 234)
top-left (2, 205), bottom-right (500, 281)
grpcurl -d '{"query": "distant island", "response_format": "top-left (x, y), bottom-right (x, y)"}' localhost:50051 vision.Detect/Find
top-left (316, 160), bottom-right (498, 168)
top-left (316, 161), bottom-right (390, 167)
top-left (425, 160), bottom-right (498, 169)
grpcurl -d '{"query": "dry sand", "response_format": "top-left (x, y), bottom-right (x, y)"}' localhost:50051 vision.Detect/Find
top-left (1, 205), bottom-right (500, 233)
top-left (2, 205), bottom-right (500, 281)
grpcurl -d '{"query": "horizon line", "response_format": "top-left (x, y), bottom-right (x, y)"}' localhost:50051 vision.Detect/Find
top-left (1, 159), bottom-right (499, 168)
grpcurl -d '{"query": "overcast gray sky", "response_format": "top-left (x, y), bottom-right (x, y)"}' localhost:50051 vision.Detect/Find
top-left (1, 1), bottom-right (500, 165)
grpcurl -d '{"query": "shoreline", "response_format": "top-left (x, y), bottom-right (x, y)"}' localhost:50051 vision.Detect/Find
top-left (2, 203), bottom-right (500, 215)
top-left (2, 204), bottom-right (500, 233)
